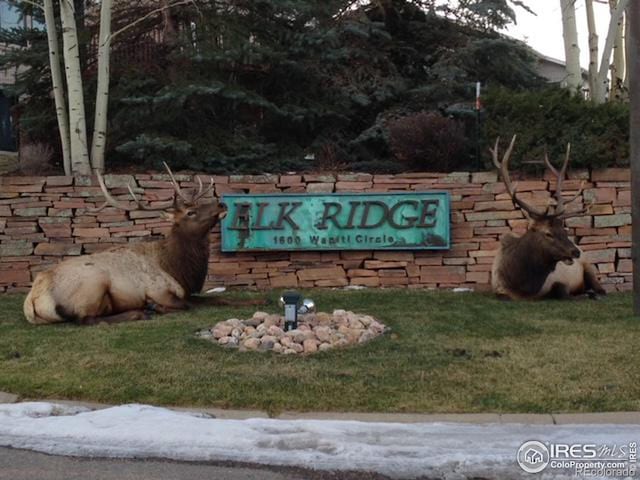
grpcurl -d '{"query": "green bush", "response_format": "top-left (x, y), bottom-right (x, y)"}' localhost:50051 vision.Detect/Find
top-left (482, 87), bottom-right (629, 171)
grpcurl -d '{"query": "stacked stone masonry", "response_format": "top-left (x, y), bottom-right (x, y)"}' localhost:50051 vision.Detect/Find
top-left (0, 168), bottom-right (632, 293)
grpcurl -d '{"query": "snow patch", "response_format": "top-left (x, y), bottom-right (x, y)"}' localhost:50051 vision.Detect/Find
top-left (0, 402), bottom-right (637, 479)
top-left (205, 287), bottom-right (226, 293)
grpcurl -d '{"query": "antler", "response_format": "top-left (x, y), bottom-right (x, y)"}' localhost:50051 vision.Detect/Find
top-left (90, 163), bottom-right (215, 213)
top-left (490, 135), bottom-right (549, 219)
top-left (544, 143), bottom-right (589, 219)
top-left (90, 172), bottom-right (175, 213)
top-left (163, 162), bottom-right (214, 205)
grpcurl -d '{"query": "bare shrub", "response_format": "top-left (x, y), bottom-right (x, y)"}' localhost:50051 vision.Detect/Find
top-left (387, 111), bottom-right (468, 171)
top-left (19, 143), bottom-right (55, 175)
top-left (315, 142), bottom-right (349, 172)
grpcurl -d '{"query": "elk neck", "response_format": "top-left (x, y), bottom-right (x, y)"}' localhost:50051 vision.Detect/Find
top-left (498, 232), bottom-right (560, 297)
top-left (159, 228), bottom-right (211, 295)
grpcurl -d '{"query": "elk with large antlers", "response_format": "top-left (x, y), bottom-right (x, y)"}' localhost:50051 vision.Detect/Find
top-left (24, 164), bottom-right (229, 325)
top-left (490, 135), bottom-right (606, 300)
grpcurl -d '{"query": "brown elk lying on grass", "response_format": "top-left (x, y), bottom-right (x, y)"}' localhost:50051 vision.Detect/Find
top-left (24, 165), bottom-right (253, 325)
top-left (490, 136), bottom-right (606, 300)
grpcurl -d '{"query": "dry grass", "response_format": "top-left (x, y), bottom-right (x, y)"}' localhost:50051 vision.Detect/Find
top-left (0, 290), bottom-right (638, 414)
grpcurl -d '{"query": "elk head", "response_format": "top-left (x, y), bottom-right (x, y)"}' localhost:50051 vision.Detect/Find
top-left (491, 135), bottom-right (587, 264)
top-left (91, 163), bottom-right (226, 237)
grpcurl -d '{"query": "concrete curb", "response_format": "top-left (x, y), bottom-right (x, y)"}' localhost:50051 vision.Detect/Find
top-left (3, 392), bottom-right (639, 424)
top-left (0, 392), bottom-right (18, 403)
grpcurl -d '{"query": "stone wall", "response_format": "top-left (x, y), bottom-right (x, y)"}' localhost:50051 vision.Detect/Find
top-left (0, 168), bottom-right (632, 293)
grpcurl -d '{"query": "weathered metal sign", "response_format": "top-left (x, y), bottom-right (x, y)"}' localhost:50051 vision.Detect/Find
top-left (220, 192), bottom-right (450, 252)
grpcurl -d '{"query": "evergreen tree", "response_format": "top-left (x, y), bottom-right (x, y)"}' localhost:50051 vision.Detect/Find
top-left (2, 0), bottom-right (542, 173)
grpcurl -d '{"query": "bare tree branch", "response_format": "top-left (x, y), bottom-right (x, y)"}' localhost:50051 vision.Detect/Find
top-left (109, 0), bottom-right (197, 42)
top-left (16, 0), bottom-right (44, 11)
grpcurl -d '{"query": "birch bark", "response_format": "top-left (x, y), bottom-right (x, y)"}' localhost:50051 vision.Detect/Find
top-left (592, 0), bottom-right (629, 103)
top-left (560, 0), bottom-right (582, 93)
top-left (42, 0), bottom-right (71, 175)
top-left (90, 0), bottom-right (112, 172)
top-left (59, 0), bottom-right (90, 174)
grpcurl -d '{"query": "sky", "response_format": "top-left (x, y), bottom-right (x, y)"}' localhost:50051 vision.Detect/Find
top-left (504, 1), bottom-right (615, 68)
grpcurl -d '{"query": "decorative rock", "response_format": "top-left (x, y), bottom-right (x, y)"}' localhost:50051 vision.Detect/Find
top-left (199, 309), bottom-right (387, 355)
top-left (315, 312), bottom-right (333, 325)
top-left (227, 318), bottom-right (244, 329)
top-left (285, 329), bottom-right (307, 344)
top-left (243, 338), bottom-right (260, 350)
top-left (369, 321), bottom-right (385, 334)
top-left (314, 326), bottom-right (332, 342)
top-left (256, 324), bottom-right (268, 334)
top-left (267, 325), bottom-right (285, 338)
top-left (264, 314), bottom-right (281, 327)
top-left (303, 338), bottom-right (319, 353)
top-left (348, 317), bottom-right (364, 329)
top-left (359, 316), bottom-right (374, 327)
top-left (212, 324), bottom-right (233, 339)
top-left (245, 312), bottom-right (268, 327)
top-left (244, 317), bottom-right (262, 327)
top-left (290, 343), bottom-right (304, 353)
top-left (218, 336), bottom-right (238, 346)
top-left (231, 328), bottom-right (242, 339)
top-left (260, 335), bottom-right (277, 350)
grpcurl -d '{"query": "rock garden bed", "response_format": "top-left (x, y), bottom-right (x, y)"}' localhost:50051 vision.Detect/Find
top-left (197, 310), bottom-right (387, 354)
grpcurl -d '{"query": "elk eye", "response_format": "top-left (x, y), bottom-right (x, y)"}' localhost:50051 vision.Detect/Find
top-left (187, 211), bottom-right (197, 217)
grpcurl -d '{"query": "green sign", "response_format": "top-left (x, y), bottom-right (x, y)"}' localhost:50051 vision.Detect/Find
top-left (220, 192), bottom-right (450, 252)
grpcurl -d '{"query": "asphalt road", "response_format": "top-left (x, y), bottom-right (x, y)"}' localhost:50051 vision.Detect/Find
top-left (0, 447), bottom-right (402, 480)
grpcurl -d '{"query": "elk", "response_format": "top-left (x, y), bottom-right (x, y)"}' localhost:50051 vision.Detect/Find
top-left (24, 165), bottom-right (229, 325)
top-left (490, 135), bottom-right (606, 300)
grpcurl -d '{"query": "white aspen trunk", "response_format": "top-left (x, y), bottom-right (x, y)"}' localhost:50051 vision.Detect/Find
top-left (90, 0), bottom-right (113, 172)
top-left (42, 0), bottom-right (71, 175)
top-left (560, 0), bottom-right (582, 93)
top-left (609, 1), bottom-right (626, 101)
top-left (624, 9), bottom-right (631, 91)
top-left (585, 0), bottom-right (600, 100)
top-left (593, 0), bottom-right (630, 103)
top-left (59, 0), bottom-right (91, 175)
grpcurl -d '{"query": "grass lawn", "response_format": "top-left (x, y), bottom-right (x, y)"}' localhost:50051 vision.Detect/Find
top-left (0, 290), bottom-right (638, 414)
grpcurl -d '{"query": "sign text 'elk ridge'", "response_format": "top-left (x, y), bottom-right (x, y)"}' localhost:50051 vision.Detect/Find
top-left (220, 193), bottom-right (450, 251)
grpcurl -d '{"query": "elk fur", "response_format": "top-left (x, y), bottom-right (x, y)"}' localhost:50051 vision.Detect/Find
top-left (24, 167), bottom-right (226, 325)
top-left (489, 136), bottom-right (605, 300)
